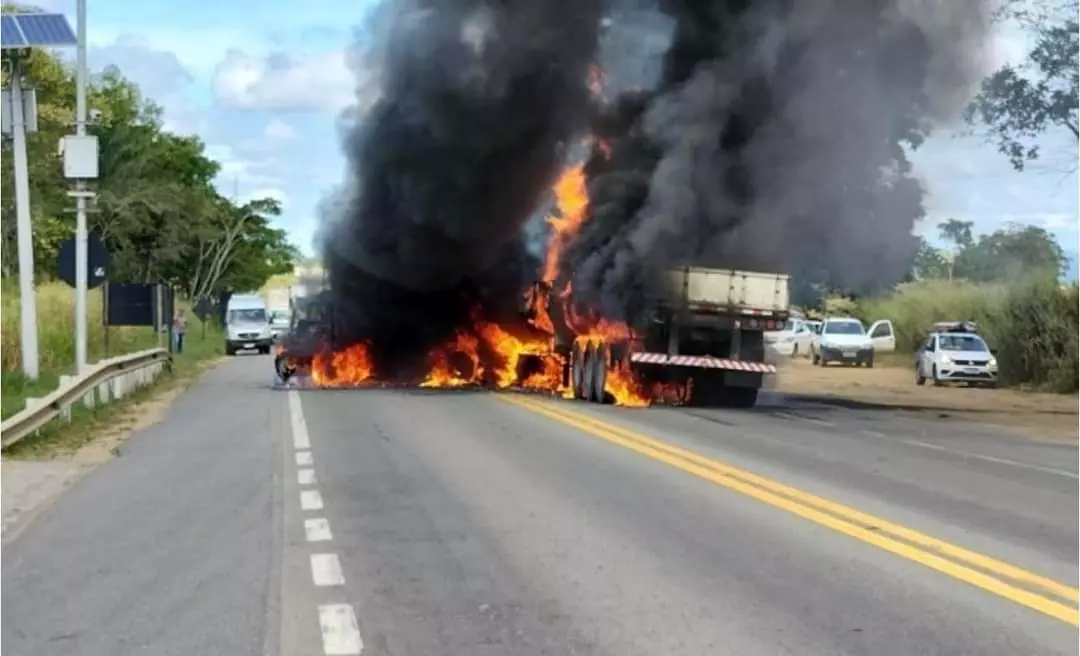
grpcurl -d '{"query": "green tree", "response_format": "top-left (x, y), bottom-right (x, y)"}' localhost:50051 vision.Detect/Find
top-left (965, 1), bottom-right (1079, 170)
top-left (953, 223), bottom-right (1066, 282)
top-left (0, 27), bottom-right (297, 296)
top-left (937, 218), bottom-right (975, 250)
top-left (910, 236), bottom-right (949, 280)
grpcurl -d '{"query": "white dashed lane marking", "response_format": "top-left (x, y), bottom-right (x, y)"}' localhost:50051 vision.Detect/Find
top-left (298, 468), bottom-right (317, 486)
top-left (311, 553), bottom-right (346, 587)
top-left (289, 389), bottom-right (312, 449)
top-left (305, 518), bottom-right (333, 542)
top-left (289, 390), bottom-right (364, 654)
top-left (300, 489), bottom-right (325, 511)
top-left (319, 604), bottom-right (364, 655)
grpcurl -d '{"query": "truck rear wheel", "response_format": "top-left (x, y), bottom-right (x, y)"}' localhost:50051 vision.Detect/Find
top-left (688, 370), bottom-right (726, 407)
top-left (728, 386), bottom-right (759, 409)
top-left (571, 342), bottom-right (586, 400)
top-left (590, 343), bottom-right (608, 403)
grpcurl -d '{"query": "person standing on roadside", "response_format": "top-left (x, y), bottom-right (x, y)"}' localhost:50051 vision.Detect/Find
top-left (173, 309), bottom-right (188, 354)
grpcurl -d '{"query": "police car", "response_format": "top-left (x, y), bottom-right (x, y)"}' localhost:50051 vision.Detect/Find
top-left (915, 321), bottom-right (998, 388)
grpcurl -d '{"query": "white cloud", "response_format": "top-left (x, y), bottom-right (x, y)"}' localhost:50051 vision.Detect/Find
top-left (90, 26), bottom-right (266, 79)
top-left (212, 49), bottom-right (354, 111)
top-left (206, 143), bottom-right (282, 191)
top-left (264, 118), bottom-right (295, 140)
top-left (244, 187), bottom-right (289, 206)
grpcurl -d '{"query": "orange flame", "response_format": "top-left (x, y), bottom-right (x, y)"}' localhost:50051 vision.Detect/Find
top-left (541, 163), bottom-right (589, 283)
top-left (420, 330), bottom-right (480, 388)
top-left (311, 342), bottom-right (374, 387)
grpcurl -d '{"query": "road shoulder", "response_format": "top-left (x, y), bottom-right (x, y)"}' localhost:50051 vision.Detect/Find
top-left (1, 357), bottom-right (224, 543)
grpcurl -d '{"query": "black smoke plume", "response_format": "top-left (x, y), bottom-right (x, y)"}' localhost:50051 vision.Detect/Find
top-left (313, 0), bottom-right (603, 378)
top-left (565, 0), bottom-right (992, 319)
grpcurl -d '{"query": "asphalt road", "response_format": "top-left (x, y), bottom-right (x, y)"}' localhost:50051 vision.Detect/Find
top-left (3, 355), bottom-right (1077, 655)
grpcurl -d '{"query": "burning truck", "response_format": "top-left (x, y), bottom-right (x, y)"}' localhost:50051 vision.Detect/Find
top-left (274, 263), bottom-right (789, 408)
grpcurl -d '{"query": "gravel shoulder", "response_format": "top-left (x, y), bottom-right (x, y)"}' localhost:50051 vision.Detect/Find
top-left (773, 358), bottom-right (1078, 441)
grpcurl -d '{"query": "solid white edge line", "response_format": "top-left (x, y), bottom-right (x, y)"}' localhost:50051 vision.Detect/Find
top-left (296, 450), bottom-right (314, 467)
top-left (310, 553), bottom-right (346, 587)
top-left (903, 439), bottom-right (1079, 478)
top-left (288, 390), bottom-right (312, 449)
top-left (304, 517), bottom-right (333, 542)
top-left (300, 489), bottom-right (324, 511)
top-left (318, 603), bottom-right (364, 655)
top-left (298, 468), bottom-right (317, 486)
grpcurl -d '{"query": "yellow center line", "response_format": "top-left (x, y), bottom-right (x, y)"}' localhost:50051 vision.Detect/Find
top-left (499, 394), bottom-right (1080, 626)
top-left (508, 395), bottom-right (1079, 603)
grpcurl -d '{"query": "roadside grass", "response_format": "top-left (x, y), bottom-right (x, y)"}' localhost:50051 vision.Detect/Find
top-left (2, 280), bottom-right (228, 455)
top-left (852, 277), bottom-right (1079, 393)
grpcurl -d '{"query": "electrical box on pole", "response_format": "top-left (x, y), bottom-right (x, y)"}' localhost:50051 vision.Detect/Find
top-left (61, 134), bottom-right (99, 179)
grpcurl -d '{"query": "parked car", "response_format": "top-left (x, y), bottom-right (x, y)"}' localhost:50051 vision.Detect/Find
top-left (764, 318), bottom-right (816, 358)
top-left (810, 317), bottom-right (895, 367)
top-left (915, 322), bottom-right (998, 387)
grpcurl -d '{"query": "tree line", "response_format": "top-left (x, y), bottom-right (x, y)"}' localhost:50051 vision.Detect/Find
top-left (911, 219), bottom-right (1068, 284)
top-left (0, 15), bottom-right (297, 303)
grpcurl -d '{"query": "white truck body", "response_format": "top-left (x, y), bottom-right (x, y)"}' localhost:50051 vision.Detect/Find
top-left (657, 267), bottom-right (790, 316)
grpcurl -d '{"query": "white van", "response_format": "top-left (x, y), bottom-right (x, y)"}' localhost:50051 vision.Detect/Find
top-left (225, 294), bottom-right (273, 355)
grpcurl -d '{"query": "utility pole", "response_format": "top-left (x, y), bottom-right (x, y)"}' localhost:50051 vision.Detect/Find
top-left (73, 0), bottom-right (90, 373)
top-left (10, 55), bottom-right (40, 380)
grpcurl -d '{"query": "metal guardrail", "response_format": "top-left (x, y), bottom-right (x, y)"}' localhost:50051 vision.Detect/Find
top-left (1, 347), bottom-right (172, 448)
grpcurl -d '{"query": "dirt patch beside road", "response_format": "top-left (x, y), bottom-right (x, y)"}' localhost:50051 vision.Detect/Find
top-left (774, 358), bottom-right (1078, 441)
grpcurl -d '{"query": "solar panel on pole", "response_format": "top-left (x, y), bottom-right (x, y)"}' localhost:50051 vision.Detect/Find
top-left (13, 13), bottom-right (76, 46)
top-left (1, 15), bottom-right (28, 48)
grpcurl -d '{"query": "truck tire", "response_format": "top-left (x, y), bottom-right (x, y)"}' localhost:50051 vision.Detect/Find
top-left (571, 342), bottom-right (586, 399)
top-left (688, 370), bottom-right (725, 407)
top-left (590, 343), bottom-right (608, 403)
top-left (582, 343), bottom-right (599, 403)
top-left (728, 386), bottom-right (759, 409)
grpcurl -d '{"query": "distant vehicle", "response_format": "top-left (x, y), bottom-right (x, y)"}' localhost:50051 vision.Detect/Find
top-left (269, 309), bottom-right (292, 341)
top-left (764, 318), bottom-right (816, 358)
top-left (225, 294), bottom-right (273, 355)
top-left (916, 323), bottom-right (998, 387)
top-left (810, 316), bottom-right (894, 367)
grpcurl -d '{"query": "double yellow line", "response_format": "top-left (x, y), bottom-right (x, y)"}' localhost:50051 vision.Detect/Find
top-left (500, 393), bottom-right (1080, 626)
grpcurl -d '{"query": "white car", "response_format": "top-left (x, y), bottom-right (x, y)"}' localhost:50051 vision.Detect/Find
top-left (810, 317), bottom-right (895, 367)
top-left (764, 318), bottom-right (817, 358)
top-left (916, 331), bottom-right (998, 387)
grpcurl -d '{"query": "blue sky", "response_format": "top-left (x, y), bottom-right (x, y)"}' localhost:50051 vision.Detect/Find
top-left (29, 0), bottom-right (1080, 273)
